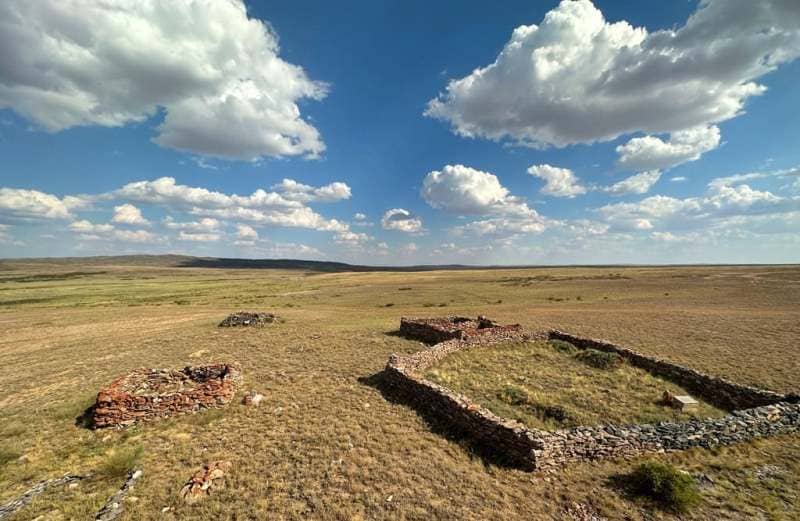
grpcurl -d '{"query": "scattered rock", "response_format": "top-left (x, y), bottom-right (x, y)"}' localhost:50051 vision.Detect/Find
top-left (242, 391), bottom-right (264, 407)
top-left (179, 461), bottom-right (232, 504)
top-left (95, 468), bottom-right (143, 521)
top-left (754, 464), bottom-right (784, 481)
top-left (562, 502), bottom-right (607, 521)
top-left (219, 312), bottom-right (278, 328)
top-left (693, 472), bottom-right (715, 490)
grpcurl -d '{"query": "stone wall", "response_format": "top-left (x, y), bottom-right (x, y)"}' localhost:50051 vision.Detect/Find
top-left (533, 402), bottom-right (800, 470)
top-left (382, 320), bottom-right (800, 471)
top-left (92, 363), bottom-right (242, 428)
top-left (548, 331), bottom-right (798, 410)
top-left (399, 316), bottom-right (523, 344)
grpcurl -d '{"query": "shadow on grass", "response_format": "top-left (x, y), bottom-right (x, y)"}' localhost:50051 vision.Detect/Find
top-left (358, 370), bottom-right (526, 471)
top-left (383, 329), bottom-right (439, 347)
top-left (75, 404), bottom-right (95, 429)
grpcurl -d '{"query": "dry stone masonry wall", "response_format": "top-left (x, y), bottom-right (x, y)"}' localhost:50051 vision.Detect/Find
top-left (92, 363), bottom-right (242, 428)
top-left (383, 318), bottom-right (800, 471)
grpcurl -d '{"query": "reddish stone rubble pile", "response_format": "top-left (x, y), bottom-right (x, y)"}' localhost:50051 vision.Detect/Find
top-left (179, 461), bottom-right (232, 504)
top-left (219, 312), bottom-right (278, 327)
top-left (399, 315), bottom-right (523, 344)
top-left (92, 363), bottom-right (242, 428)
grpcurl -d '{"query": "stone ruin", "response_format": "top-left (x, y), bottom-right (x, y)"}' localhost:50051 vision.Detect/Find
top-left (399, 315), bottom-right (523, 344)
top-left (92, 363), bottom-right (242, 428)
top-left (383, 317), bottom-right (800, 471)
top-left (219, 311), bottom-right (278, 328)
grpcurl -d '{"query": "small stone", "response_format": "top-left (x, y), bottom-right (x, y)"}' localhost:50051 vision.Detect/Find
top-left (242, 391), bottom-right (264, 407)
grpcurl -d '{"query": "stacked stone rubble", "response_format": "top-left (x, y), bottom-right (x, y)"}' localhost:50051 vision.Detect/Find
top-left (92, 363), bottom-right (242, 428)
top-left (219, 312), bottom-right (277, 327)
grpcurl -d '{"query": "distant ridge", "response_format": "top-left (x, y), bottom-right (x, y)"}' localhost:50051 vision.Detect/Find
top-left (0, 254), bottom-right (791, 273)
top-left (0, 254), bottom-right (478, 272)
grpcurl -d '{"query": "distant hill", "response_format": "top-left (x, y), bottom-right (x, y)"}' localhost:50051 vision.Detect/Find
top-left (0, 254), bottom-right (480, 273)
top-left (1, 254), bottom-right (789, 273)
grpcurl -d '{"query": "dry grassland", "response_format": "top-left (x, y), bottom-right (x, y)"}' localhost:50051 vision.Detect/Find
top-left (0, 261), bottom-right (798, 520)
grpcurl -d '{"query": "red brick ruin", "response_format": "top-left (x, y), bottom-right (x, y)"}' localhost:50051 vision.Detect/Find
top-left (92, 363), bottom-right (242, 428)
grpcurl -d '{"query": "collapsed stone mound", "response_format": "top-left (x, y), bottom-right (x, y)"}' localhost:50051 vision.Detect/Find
top-left (92, 363), bottom-right (242, 428)
top-left (219, 311), bottom-right (278, 328)
top-left (399, 315), bottom-right (522, 344)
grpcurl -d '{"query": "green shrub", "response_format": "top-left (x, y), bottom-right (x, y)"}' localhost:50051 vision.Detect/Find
top-left (549, 339), bottom-right (577, 354)
top-left (629, 461), bottom-right (700, 512)
top-left (575, 348), bottom-right (623, 369)
top-left (99, 445), bottom-right (144, 478)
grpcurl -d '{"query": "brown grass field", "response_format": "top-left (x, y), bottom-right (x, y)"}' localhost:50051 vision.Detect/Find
top-left (0, 260), bottom-right (798, 520)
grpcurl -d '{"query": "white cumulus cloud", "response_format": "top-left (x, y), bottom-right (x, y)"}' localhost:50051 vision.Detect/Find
top-left (527, 164), bottom-right (586, 198)
top-left (112, 204), bottom-right (149, 226)
top-left (426, 0), bottom-right (800, 148)
top-left (604, 171), bottom-right (662, 196)
top-left (271, 179), bottom-right (351, 203)
top-left (616, 126), bottom-right (721, 171)
top-left (381, 208), bottom-right (423, 233)
top-left (0, 0), bottom-right (327, 160)
top-left (421, 164), bottom-right (534, 216)
top-left (0, 188), bottom-right (84, 220)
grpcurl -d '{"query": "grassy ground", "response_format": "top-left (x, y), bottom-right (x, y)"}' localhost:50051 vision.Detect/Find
top-left (0, 261), bottom-right (798, 520)
top-left (425, 341), bottom-right (725, 431)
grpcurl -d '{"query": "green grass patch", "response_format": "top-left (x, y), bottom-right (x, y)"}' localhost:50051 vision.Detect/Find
top-left (628, 461), bottom-right (701, 512)
top-left (425, 341), bottom-right (726, 430)
top-left (575, 348), bottom-right (623, 369)
top-left (99, 445), bottom-right (144, 478)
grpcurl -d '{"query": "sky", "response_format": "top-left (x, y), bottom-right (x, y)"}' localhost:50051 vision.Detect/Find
top-left (0, 0), bottom-right (799, 265)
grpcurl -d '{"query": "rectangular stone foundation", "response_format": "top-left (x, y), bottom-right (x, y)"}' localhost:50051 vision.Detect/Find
top-left (383, 324), bottom-right (800, 471)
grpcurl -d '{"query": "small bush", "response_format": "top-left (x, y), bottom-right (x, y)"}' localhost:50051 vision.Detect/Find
top-left (629, 461), bottom-right (700, 512)
top-left (549, 339), bottom-right (577, 354)
top-left (99, 445), bottom-right (144, 478)
top-left (576, 348), bottom-right (623, 369)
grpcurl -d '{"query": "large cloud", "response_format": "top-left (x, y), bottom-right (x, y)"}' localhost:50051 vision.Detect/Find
top-left (0, 0), bottom-right (327, 160)
top-left (616, 126), bottom-right (721, 171)
top-left (425, 0), bottom-right (800, 148)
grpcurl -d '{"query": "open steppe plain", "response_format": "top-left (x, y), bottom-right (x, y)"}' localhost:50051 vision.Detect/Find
top-left (0, 260), bottom-right (798, 520)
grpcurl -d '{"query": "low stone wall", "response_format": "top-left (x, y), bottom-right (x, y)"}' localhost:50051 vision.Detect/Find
top-left (399, 316), bottom-right (523, 344)
top-left (548, 331), bottom-right (797, 410)
top-left (92, 363), bottom-right (242, 428)
top-left (534, 402), bottom-right (800, 470)
top-left (382, 320), bottom-right (800, 471)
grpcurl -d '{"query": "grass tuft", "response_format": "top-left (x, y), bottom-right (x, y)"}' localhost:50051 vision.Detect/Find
top-left (99, 445), bottom-right (144, 478)
top-left (575, 349), bottom-right (623, 369)
top-left (549, 339), bottom-right (577, 354)
top-left (628, 461), bottom-right (701, 512)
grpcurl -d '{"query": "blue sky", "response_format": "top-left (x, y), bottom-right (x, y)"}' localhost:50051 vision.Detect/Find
top-left (0, 0), bottom-right (798, 264)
